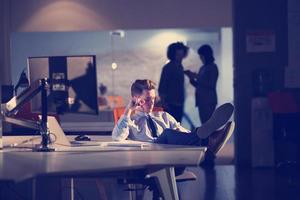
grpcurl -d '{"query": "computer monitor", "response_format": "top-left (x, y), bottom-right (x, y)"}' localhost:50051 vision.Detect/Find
top-left (27, 55), bottom-right (98, 115)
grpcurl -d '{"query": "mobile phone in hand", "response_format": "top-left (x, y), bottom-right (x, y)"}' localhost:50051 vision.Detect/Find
top-left (131, 98), bottom-right (141, 107)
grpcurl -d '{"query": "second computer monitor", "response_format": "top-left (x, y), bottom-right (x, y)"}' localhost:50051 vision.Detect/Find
top-left (27, 55), bottom-right (98, 115)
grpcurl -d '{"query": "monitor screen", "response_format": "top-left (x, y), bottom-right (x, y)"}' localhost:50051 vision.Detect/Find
top-left (27, 55), bottom-right (98, 115)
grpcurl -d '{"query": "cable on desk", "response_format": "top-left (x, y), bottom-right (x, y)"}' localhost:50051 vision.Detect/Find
top-left (5, 131), bottom-right (57, 149)
top-left (5, 136), bottom-right (41, 148)
top-left (48, 132), bottom-right (57, 144)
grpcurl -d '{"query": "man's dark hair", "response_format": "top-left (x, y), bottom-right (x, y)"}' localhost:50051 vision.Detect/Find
top-left (131, 79), bottom-right (156, 97)
top-left (197, 44), bottom-right (215, 64)
top-left (167, 42), bottom-right (189, 61)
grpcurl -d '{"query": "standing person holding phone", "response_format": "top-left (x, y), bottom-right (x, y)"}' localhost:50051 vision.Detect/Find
top-left (185, 44), bottom-right (219, 125)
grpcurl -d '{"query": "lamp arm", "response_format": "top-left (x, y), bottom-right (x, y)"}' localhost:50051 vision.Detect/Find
top-left (1, 78), bottom-right (54, 152)
top-left (2, 79), bottom-right (43, 116)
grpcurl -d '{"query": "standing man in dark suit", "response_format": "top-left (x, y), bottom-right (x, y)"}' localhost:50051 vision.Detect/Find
top-left (158, 42), bottom-right (189, 123)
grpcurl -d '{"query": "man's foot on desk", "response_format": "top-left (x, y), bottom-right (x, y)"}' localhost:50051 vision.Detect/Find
top-left (196, 103), bottom-right (234, 139)
top-left (207, 121), bottom-right (234, 155)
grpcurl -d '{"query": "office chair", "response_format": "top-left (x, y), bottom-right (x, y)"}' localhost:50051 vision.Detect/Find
top-left (112, 106), bottom-right (198, 199)
top-left (107, 95), bottom-right (125, 108)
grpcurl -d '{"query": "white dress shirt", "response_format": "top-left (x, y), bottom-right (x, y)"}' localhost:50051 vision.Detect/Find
top-left (112, 111), bottom-right (190, 142)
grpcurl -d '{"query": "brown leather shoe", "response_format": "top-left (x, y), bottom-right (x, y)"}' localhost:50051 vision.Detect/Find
top-left (207, 121), bottom-right (235, 155)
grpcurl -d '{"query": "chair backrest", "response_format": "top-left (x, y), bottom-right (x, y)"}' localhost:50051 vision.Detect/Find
top-left (113, 107), bottom-right (164, 125)
top-left (107, 96), bottom-right (124, 108)
top-left (113, 107), bottom-right (126, 125)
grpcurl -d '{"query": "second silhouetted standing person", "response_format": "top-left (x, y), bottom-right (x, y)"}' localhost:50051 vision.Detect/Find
top-left (185, 44), bottom-right (218, 124)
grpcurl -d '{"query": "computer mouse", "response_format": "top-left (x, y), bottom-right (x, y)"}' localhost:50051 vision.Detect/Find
top-left (74, 134), bottom-right (91, 141)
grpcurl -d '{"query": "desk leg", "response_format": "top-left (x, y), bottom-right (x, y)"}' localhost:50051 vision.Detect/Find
top-left (147, 167), bottom-right (179, 200)
top-left (70, 178), bottom-right (74, 200)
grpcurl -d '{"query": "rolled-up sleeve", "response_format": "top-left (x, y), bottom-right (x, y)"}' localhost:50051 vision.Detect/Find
top-left (164, 112), bottom-right (190, 133)
top-left (112, 115), bottom-right (132, 141)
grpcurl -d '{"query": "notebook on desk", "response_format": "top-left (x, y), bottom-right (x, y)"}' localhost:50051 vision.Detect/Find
top-left (47, 116), bottom-right (101, 148)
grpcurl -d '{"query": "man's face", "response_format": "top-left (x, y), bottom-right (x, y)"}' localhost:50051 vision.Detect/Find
top-left (136, 89), bottom-right (156, 113)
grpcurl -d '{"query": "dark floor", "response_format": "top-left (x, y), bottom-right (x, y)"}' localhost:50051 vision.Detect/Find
top-left (111, 162), bottom-right (299, 200)
top-left (100, 164), bottom-right (300, 200)
top-left (175, 165), bottom-right (300, 200)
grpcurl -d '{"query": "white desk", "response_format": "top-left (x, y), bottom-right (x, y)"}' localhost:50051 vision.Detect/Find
top-left (0, 136), bottom-right (206, 200)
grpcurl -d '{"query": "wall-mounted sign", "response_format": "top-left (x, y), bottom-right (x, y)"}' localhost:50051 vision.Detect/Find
top-left (246, 30), bottom-right (276, 53)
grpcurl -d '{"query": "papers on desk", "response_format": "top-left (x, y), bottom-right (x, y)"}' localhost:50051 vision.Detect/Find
top-left (70, 140), bottom-right (152, 148)
top-left (53, 140), bottom-right (152, 152)
top-left (98, 141), bottom-right (152, 148)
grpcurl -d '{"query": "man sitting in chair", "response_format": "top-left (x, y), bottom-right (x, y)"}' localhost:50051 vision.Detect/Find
top-left (112, 79), bottom-right (234, 168)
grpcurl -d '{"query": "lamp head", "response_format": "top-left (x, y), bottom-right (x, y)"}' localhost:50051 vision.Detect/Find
top-left (14, 70), bottom-right (29, 95)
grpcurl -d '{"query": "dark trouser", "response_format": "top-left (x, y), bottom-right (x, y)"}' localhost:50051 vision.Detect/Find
top-left (154, 128), bottom-right (203, 175)
top-left (198, 104), bottom-right (216, 146)
top-left (154, 128), bottom-right (201, 146)
top-left (165, 104), bottom-right (184, 123)
top-left (198, 104), bottom-right (217, 124)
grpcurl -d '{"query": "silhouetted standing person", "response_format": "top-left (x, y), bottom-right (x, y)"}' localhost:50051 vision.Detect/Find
top-left (158, 42), bottom-right (189, 122)
top-left (185, 44), bottom-right (218, 124)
